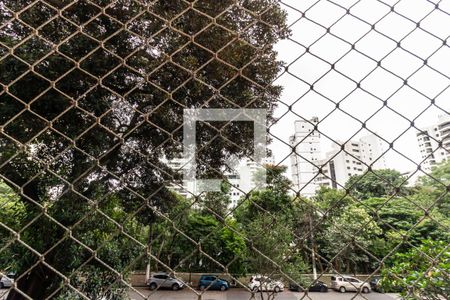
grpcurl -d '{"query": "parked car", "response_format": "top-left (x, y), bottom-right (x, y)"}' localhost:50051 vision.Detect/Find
top-left (0, 273), bottom-right (15, 289)
top-left (289, 280), bottom-right (328, 292)
top-left (331, 276), bottom-right (371, 293)
top-left (370, 275), bottom-right (383, 292)
top-left (248, 275), bottom-right (284, 293)
top-left (198, 275), bottom-right (229, 291)
top-left (147, 272), bottom-right (184, 291)
top-left (371, 276), bottom-right (404, 293)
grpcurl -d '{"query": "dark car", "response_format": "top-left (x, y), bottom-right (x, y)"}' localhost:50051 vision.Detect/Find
top-left (198, 275), bottom-right (229, 291)
top-left (289, 281), bottom-right (328, 292)
top-left (370, 276), bottom-right (382, 292)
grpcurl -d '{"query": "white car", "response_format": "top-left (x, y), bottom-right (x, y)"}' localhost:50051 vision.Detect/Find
top-left (147, 272), bottom-right (184, 291)
top-left (331, 275), bottom-right (371, 293)
top-left (248, 275), bottom-right (284, 293)
top-left (0, 273), bottom-right (15, 289)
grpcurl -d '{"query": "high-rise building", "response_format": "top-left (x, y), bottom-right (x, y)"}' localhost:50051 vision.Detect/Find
top-left (289, 117), bottom-right (321, 197)
top-left (416, 115), bottom-right (450, 172)
top-left (164, 156), bottom-right (274, 208)
top-left (359, 134), bottom-right (388, 170)
top-left (226, 156), bottom-right (275, 207)
top-left (314, 136), bottom-right (388, 189)
top-left (289, 117), bottom-right (389, 196)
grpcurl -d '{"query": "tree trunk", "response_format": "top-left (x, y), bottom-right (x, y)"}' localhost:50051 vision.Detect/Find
top-left (7, 264), bottom-right (52, 300)
top-left (145, 224), bottom-right (153, 282)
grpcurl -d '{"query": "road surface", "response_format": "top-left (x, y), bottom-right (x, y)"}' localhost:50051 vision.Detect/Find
top-left (128, 288), bottom-right (401, 300)
top-left (0, 287), bottom-right (401, 299)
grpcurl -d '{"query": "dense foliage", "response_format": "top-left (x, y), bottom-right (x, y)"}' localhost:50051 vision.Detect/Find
top-left (2, 158), bottom-right (449, 298)
top-left (0, 0), bottom-right (288, 298)
top-left (382, 240), bottom-right (450, 300)
top-left (0, 0), bottom-right (448, 298)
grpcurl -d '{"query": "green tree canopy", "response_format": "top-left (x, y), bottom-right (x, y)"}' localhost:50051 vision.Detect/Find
top-left (416, 161), bottom-right (450, 216)
top-left (0, 0), bottom-right (289, 298)
top-left (345, 169), bottom-right (409, 200)
top-left (382, 240), bottom-right (450, 300)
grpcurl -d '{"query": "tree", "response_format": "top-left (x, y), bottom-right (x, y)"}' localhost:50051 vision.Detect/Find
top-left (0, 180), bottom-right (26, 273)
top-left (345, 169), bottom-right (409, 200)
top-left (153, 212), bottom-right (247, 275)
top-left (313, 186), bottom-right (353, 217)
top-left (199, 181), bottom-right (232, 219)
top-left (234, 164), bottom-right (310, 297)
top-left (318, 205), bottom-right (382, 273)
top-left (0, 1), bottom-right (289, 298)
top-left (416, 161), bottom-right (450, 216)
top-left (234, 164), bottom-right (293, 224)
top-left (382, 240), bottom-right (450, 300)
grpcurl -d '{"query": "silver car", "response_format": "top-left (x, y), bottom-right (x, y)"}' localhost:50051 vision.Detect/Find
top-left (0, 273), bottom-right (15, 289)
top-left (331, 275), bottom-right (371, 293)
top-left (147, 273), bottom-right (184, 291)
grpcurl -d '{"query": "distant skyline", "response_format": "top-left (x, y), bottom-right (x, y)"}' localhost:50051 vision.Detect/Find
top-left (268, 0), bottom-right (450, 181)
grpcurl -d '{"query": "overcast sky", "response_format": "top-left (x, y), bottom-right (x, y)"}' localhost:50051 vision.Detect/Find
top-left (268, 0), bottom-right (450, 179)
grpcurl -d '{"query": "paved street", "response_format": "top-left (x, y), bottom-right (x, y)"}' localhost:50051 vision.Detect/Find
top-left (0, 287), bottom-right (401, 299)
top-left (129, 288), bottom-right (401, 300)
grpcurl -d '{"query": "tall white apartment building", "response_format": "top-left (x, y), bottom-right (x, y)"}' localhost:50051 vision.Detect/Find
top-left (416, 115), bottom-right (450, 172)
top-left (164, 156), bottom-right (274, 207)
top-left (226, 156), bottom-right (275, 207)
top-left (289, 117), bottom-right (321, 197)
top-left (314, 136), bottom-right (388, 189)
top-left (289, 116), bottom-right (389, 195)
top-left (359, 134), bottom-right (388, 170)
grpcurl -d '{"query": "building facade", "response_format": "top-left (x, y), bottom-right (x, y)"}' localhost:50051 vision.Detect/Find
top-left (164, 156), bottom-right (273, 208)
top-left (416, 115), bottom-right (450, 172)
top-left (226, 157), bottom-right (275, 207)
top-left (314, 137), bottom-right (388, 190)
top-left (290, 117), bottom-right (388, 196)
top-left (289, 117), bottom-right (322, 197)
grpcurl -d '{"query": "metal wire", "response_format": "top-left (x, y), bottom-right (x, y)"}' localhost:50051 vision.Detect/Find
top-left (0, 0), bottom-right (448, 299)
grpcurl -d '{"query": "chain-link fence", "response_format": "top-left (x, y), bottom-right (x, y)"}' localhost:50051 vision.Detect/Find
top-left (0, 0), bottom-right (449, 299)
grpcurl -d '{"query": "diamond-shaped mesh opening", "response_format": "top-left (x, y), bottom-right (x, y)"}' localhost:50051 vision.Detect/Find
top-left (51, 108), bottom-right (96, 139)
top-left (104, 30), bottom-right (144, 58)
top-left (0, 0), bottom-right (449, 299)
top-left (56, 69), bottom-right (97, 99)
top-left (0, 20), bottom-right (33, 48)
top-left (19, 1), bottom-right (57, 28)
top-left (14, 36), bottom-right (52, 64)
top-left (38, 17), bottom-right (78, 44)
top-left (3, 111), bottom-right (47, 144)
top-left (105, 0), bottom-right (144, 23)
top-left (59, 33), bottom-right (100, 62)
top-left (62, 0), bottom-right (101, 26)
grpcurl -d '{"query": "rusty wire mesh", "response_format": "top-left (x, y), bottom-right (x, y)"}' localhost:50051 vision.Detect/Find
top-left (0, 0), bottom-right (449, 299)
